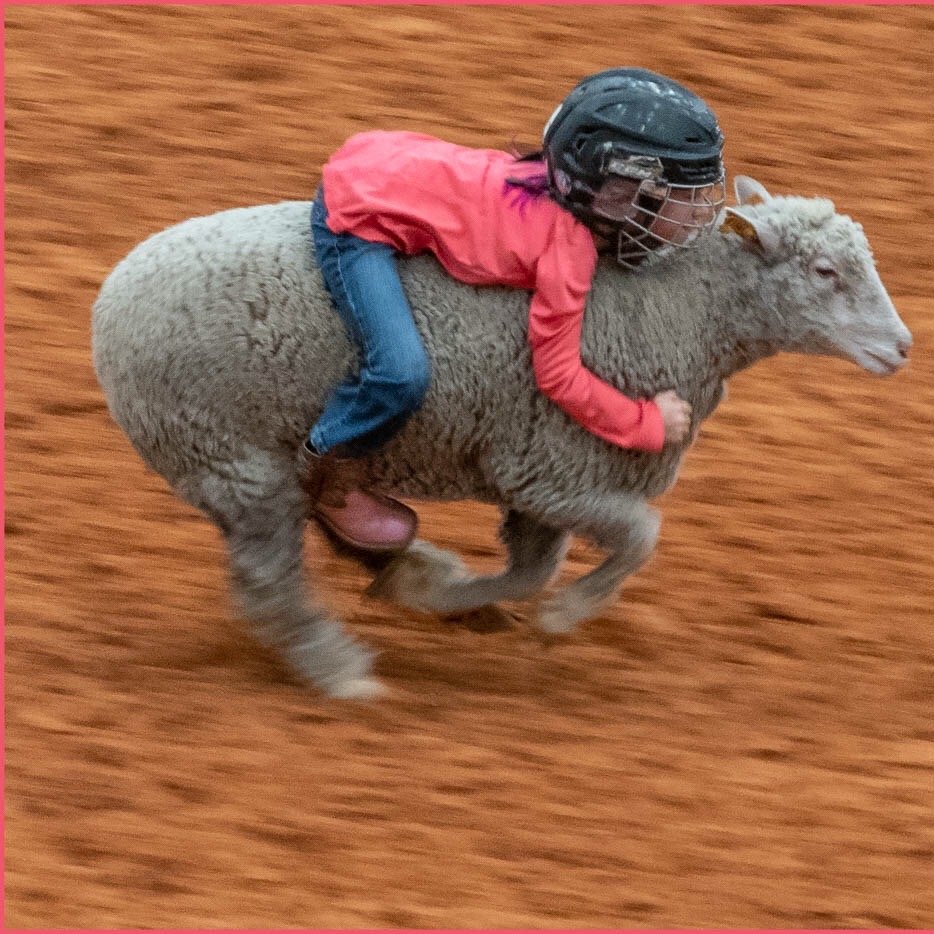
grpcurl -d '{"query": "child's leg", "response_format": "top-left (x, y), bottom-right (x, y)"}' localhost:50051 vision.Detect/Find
top-left (309, 192), bottom-right (431, 457)
top-left (304, 190), bottom-right (427, 554)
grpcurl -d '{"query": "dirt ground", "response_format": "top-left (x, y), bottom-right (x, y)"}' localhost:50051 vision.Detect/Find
top-left (5, 5), bottom-right (934, 929)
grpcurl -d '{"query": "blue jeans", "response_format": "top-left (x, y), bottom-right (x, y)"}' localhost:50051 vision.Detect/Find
top-left (309, 187), bottom-right (431, 457)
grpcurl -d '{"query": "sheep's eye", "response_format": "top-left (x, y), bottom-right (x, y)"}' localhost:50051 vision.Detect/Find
top-left (814, 264), bottom-right (838, 279)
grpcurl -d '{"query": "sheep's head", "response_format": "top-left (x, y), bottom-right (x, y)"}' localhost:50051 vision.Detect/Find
top-left (720, 176), bottom-right (913, 376)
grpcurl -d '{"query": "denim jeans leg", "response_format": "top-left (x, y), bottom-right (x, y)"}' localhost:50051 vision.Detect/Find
top-left (309, 191), bottom-right (431, 457)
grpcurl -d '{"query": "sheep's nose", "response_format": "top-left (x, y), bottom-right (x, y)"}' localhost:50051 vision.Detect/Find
top-left (897, 336), bottom-right (913, 359)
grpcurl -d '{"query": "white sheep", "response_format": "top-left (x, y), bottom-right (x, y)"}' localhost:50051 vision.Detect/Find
top-left (91, 177), bottom-right (912, 698)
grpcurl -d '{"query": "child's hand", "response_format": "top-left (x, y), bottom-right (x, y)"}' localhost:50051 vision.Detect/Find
top-left (653, 390), bottom-right (692, 445)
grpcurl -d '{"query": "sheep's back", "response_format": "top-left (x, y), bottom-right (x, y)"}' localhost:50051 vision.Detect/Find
top-left (90, 201), bottom-right (529, 493)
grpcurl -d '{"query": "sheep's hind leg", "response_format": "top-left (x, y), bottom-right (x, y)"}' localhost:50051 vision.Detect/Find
top-left (180, 457), bottom-right (382, 699)
top-left (534, 494), bottom-right (660, 635)
top-left (369, 510), bottom-right (567, 615)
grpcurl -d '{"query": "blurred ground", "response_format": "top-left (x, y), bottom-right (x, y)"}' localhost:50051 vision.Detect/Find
top-left (4, 5), bottom-right (933, 929)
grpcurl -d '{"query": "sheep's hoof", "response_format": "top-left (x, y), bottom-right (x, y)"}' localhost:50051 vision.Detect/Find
top-left (286, 619), bottom-right (382, 699)
top-left (325, 676), bottom-right (387, 701)
top-left (366, 539), bottom-right (468, 612)
top-left (535, 592), bottom-right (592, 635)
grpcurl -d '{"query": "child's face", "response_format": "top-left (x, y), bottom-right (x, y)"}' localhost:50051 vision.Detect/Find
top-left (649, 186), bottom-right (721, 246)
top-left (593, 177), bottom-right (722, 249)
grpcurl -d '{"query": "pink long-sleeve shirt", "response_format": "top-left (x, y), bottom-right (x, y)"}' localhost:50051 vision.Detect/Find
top-left (321, 131), bottom-right (665, 453)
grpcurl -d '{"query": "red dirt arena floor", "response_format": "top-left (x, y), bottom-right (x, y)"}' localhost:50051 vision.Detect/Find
top-left (5, 5), bottom-right (934, 928)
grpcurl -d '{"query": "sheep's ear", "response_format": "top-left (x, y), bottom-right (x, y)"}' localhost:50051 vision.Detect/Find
top-left (719, 206), bottom-right (781, 258)
top-left (734, 175), bottom-right (772, 206)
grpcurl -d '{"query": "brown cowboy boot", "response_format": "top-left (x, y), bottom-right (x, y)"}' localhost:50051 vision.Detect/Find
top-left (299, 441), bottom-right (417, 554)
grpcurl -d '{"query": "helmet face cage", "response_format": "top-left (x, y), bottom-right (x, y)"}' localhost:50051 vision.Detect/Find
top-left (594, 172), bottom-right (727, 269)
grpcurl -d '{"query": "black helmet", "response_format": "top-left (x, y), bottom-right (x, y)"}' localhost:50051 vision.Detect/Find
top-left (543, 68), bottom-right (726, 265)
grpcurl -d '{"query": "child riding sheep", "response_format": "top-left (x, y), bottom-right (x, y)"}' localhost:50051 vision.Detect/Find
top-left (304, 68), bottom-right (726, 554)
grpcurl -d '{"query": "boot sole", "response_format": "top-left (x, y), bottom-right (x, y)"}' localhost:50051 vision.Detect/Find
top-left (312, 512), bottom-right (415, 559)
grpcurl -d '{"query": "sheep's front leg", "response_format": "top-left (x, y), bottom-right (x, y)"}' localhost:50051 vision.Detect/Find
top-left (370, 510), bottom-right (567, 614)
top-left (533, 494), bottom-right (660, 635)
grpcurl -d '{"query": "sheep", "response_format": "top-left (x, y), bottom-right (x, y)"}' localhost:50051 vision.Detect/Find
top-left (91, 176), bottom-right (913, 699)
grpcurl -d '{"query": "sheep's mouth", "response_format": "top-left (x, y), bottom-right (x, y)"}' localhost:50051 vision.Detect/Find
top-left (860, 349), bottom-right (905, 376)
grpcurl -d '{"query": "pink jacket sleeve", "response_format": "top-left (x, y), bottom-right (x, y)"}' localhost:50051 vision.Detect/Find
top-left (527, 214), bottom-right (666, 454)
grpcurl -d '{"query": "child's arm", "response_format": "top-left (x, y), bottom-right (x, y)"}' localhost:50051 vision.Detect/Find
top-left (528, 227), bottom-right (667, 453)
